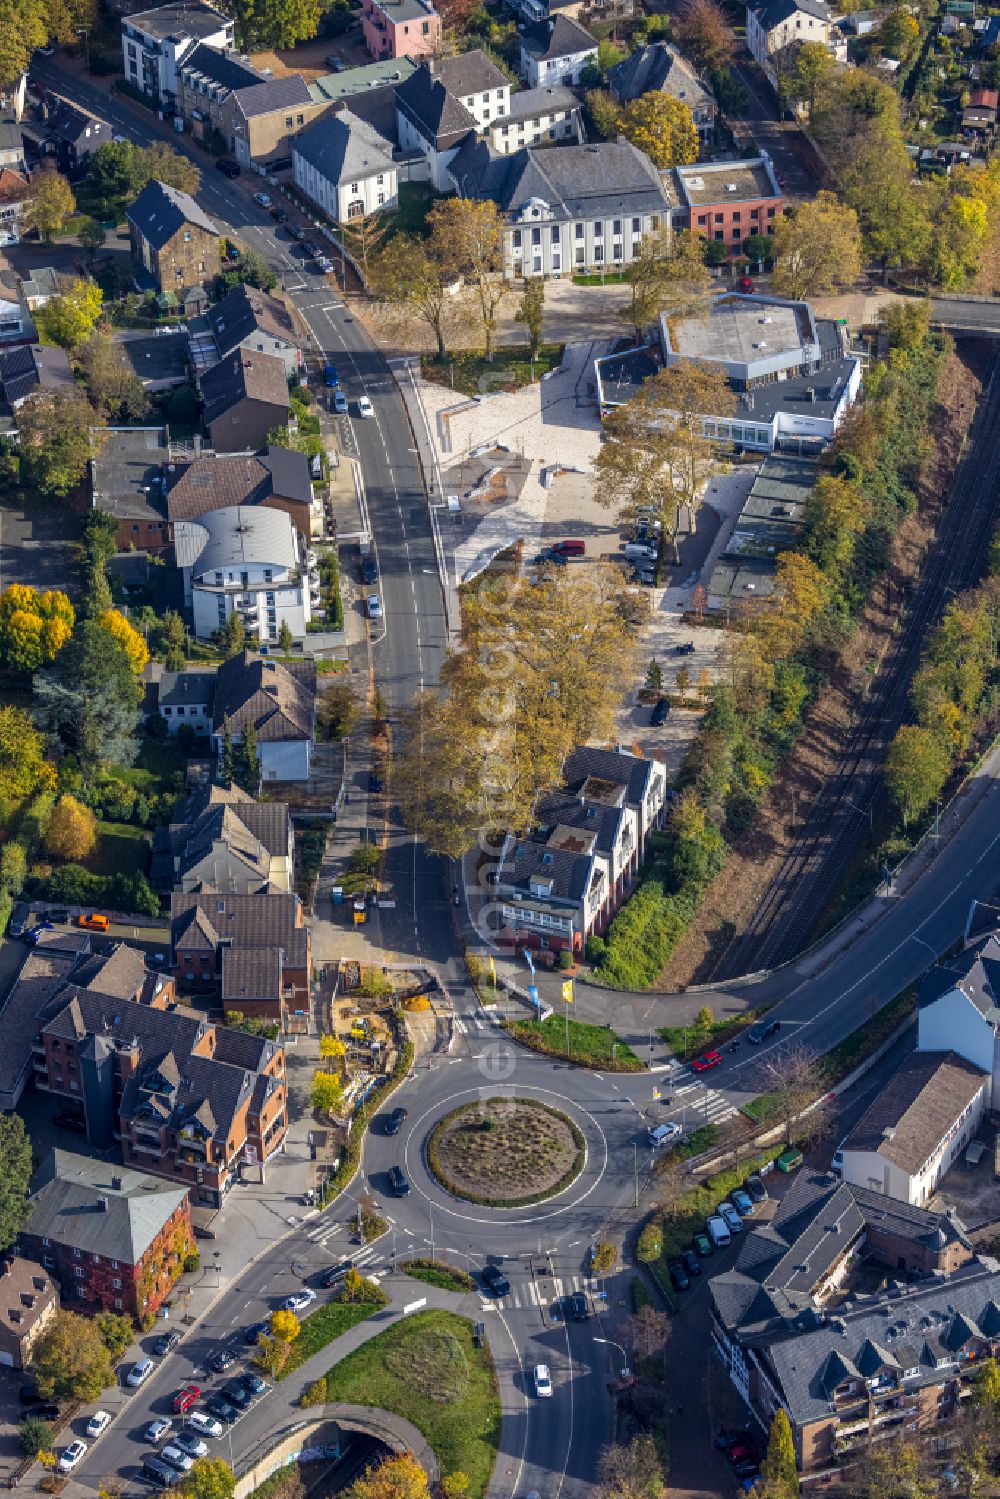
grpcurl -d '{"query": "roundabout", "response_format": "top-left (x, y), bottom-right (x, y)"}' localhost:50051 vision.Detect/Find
top-left (425, 1096), bottom-right (585, 1207)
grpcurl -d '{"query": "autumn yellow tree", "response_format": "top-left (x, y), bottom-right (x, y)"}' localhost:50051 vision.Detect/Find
top-left (98, 609), bottom-right (149, 674)
top-left (803, 473), bottom-right (868, 579)
top-left (771, 192), bottom-right (862, 300)
top-left (620, 93), bottom-right (699, 168)
top-left (622, 226), bottom-right (712, 338)
top-left (35, 278), bottom-right (103, 350)
top-left (0, 586), bottom-right (74, 672)
top-left (346, 1454), bottom-right (430, 1499)
top-left (427, 198), bottom-right (507, 359)
top-left (45, 794), bottom-right (98, 862)
top-left (319, 1034), bottom-right (346, 1064)
top-left (22, 166), bottom-right (76, 244)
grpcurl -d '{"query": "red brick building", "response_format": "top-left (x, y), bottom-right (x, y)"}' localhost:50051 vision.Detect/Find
top-left (673, 157), bottom-right (784, 255)
top-left (18, 1151), bottom-right (193, 1320)
top-left (171, 891), bottom-right (311, 1028)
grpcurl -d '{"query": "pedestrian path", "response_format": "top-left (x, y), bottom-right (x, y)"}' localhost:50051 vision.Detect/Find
top-left (481, 1275), bottom-right (598, 1312)
top-left (666, 1078), bottom-right (738, 1126)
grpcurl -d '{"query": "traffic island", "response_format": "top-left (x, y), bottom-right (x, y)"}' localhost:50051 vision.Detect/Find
top-left (426, 1097), bottom-right (585, 1207)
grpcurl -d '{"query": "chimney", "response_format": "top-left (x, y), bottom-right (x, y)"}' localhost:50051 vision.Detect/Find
top-left (97, 1196), bottom-right (108, 1213)
top-left (111, 1175), bottom-right (123, 1190)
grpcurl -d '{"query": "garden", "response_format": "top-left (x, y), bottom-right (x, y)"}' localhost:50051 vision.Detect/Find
top-left (426, 1097), bottom-right (585, 1206)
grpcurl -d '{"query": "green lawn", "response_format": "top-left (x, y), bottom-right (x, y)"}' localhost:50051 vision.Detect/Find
top-left (279, 1299), bottom-right (381, 1379)
top-left (571, 271), bottom-right (629, 285)
top-left (322, 1310), bottom-right (500, 1497)
top-left (658, 1014), bottom-right (755, 1055)
top-left (400, 1259), bottom-right (475, 1293)
top-left (506, 1015), bottom-right (643, 1071)
top-left (388, 182), bottom-right (441, 238)
top-left (422, 345), bottom-right (564, 398)
top-left (84, 822), bottom-right (151, 879)
top-left (118, 737), bottom-right (188, 797)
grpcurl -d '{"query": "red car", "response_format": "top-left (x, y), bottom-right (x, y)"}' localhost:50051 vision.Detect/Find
top-left (691, 1051), bottom-right (723, 1072)
top-left (729, 1444), bottom-right (759, 1466)
top-left (172, 1385), bottom-right (201, 1414)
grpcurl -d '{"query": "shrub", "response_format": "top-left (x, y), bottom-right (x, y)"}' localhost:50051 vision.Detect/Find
top-left (183, 1252), bottom-right (199, 1273)
top-left (556, 949), bottom-right (573, 970)
top-left (300, 1378), bottom-right (327, 1408)
top-left (637, 1222), bottom-right (662, 1263)
top-left (592, 1242), bottom-right (617, 1273)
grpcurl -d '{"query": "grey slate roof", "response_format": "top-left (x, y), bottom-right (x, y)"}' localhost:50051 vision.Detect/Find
top-left (919, 933), bottom-right (1000, 1023)
top-left (520, 13), bottom-right (597, 60)
top-left (179, 42), bottom-right (261, 92)
top-left (293, 108), bottom-right (394, 185)
top-left (749, 0), bottom-right (831, 28)
top-left (127, 179), bottom-right (218, 250)
top-left (608, 41), bottom-right (714, 110)
top-left (221, 947), bottom-right (282, 1005)
top-left (261, 445), bottom-right (312, 503)
top-left (395, 65), bottom-right (476, 147)
top-left (562, 745), bottom-right (662, 813)
top-left (431, 50), bottom-right (508, 96)
top-left (497, 837), bottom-right (598, 905)
top-left (235, 73), bottom-right (314, 119)
top-left (24, 1149), bottom-right (189, 1265)
top-left (156, 786), bottom-right (290, 895)
top-left (0, 344), bottom-right (72, 412)
top-left (453, 139), bottom-right (671, 224)
top-left (533, 790), bottom-right (626, 862)
top-left (165, 445), bottom-right (310, 522)
top-left (128, 0), bottom-right (231, 40)
top-left (503, 84), bottom-right (578, 121)
top-left (157, 669), bottom-right (216, 711)
top-left (171, 890), bottom-right (307, 970)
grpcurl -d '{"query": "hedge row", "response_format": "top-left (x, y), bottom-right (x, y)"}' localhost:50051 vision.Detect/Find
top-left (321, 1035), bottom-right (415, 1204)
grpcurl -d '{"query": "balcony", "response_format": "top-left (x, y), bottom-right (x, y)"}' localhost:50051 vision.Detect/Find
top-left (130, 1140), bottom-right (163, 1159)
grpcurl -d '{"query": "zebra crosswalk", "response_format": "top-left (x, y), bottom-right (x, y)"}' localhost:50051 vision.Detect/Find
top-left (451, 1013), bottom-right (498, 1036)
top-left (480, 1274), bottom-right (597, 1312)
top-left (667, 1080), bottom-right (738, 1125)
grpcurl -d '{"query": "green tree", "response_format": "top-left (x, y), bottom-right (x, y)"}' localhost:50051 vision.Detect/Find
top-left (428, 198), bottom-right (507, 360)
top-left (216, 244), bottom-right (277, 295)
top-left (175, 1458), bottom-right (236, 1499)
top-left (0, 705), bottom-right (55, 813)
top-left (973, 1358), bottom-right (1000, 1409)
top-left (743, 232), bottom-right (772, 267)
top-left (771, 192), bottom-right (862, 300)
top-left (216, 611), bottom-right (246, 657)
top-left (77, 334), bottom-right (149, 420)
top-left (77, 216), bottom-right (106, 260)
top-left (33, 1310), bottom-right (115, 1401)
top-left (0, 1113), bottom-right (32, 1252)
top-left (34, 617), bottom-right (143, 769)
top-left (623, 227), bottom-right (711, 340)
top-left (784, 39), bottom-right (833, 114)
top-left (760, 1409), bottom-right (798, 1498)
top-left (583, 88), bottom-right (623, 141)
top-left (515, 277), bottom-right (545, 360)
top-left (620, 93), bottom-right (699, 168)
top-left (885, 723), bottom-right (953, 824)
top-left (17, 387), bottom-right (98, 498)
top-left (17, 1416), bottom-right (54, 1456)
top-left (219, 718), bottom-right (236, 786)
top-left (234, 720), bottom-right (259, 794)
top-left (645, 658), bottom-right (663, 693)
top-left (226, 0), bottom-right (324, 48)
top-left (597, 1434), bottom-right (662, 1499)
top-left (317, 679), bottom-right (359, 740)
top-left (277, 619), bottom-right (294, 652)
top-left (95, 1311), bottom-right (134, 1363)
top-left (0, 0), bottom-right (49, 87)
top-left (22, 165), bottom-right (76, 243)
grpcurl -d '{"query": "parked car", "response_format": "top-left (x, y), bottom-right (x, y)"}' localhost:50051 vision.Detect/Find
top-left (204, 1395), bottom-right (239, 1424)
top-left (269, 208), bottom-right (288, 223)
top-left (47, 908), bottom-right (69, 924)
top-left (691, 1050), bottom-right (723, 1072)
top-left (59, 1441), bottom-right (87, 1473)
top-left (86, 1411), bottom-right (111, 1439)
top-left (566, 1291), bottom-right (588, 1321)
top-left (216, 159), bottom-right (240, 177)
top-left (127, 1358), bottom-right (154, 1388)
top-left (681, 1248), bottom-right (701, 1277)
top-left (244, 1319), bottom-right (269, 1345)
top-left (172, 1431), bottom-right (208, 1459)
top-left (357, 396), bottom-right (374, 418)
top-left (707, 1215), bottom-right (731, 1248)
top-left (533, 1364), bottom-right (552, 1397)
top-left (26, 921), bottom-right (53, 944)
top-left (738, 275), bottom-right (754, 293)
top-left (747, 1018), bottom-right (781, 1044)
top-left (160, 1445), bottom-right (193, 1475)
top-left (323, 363), bottom-right (340, 387)
top-left (333, 390), bottom-right (348, 414)
top-left (185, 1412), bottom-right (223, 1439)
top-left (718, 1202), bottom-right (743, 1235)
top-left (142, 1456), bottom-right (176, 1489)
top-left (209, 1348), bottom-right (235, 1372)
top-left (8, 902), bottom-right (29, 937)
top-left (481, 1262), bottom-right (511, 1298)
top-left (316, 256), bottom-right (334, 273)
top-left (735, 1460), bottom-right (761, 1480)
top-left (715, 1432), bottom-right (753, 1452)
top-left (366, 594), bottom-right (383, 620)
top-left (693, 1232), bottom-right (713, 1258)
top-left (729, 1444), bottom-right (759, 1466)
top-left (325, 53), bottom-right (346, 69)
top-left (172, 1385), bottom-right (200, 1413)
top-left (287, 224), bottom-right (306, 241)
top-left (551, 539), bottom-right (585, 557)
top-left (146, 1419), bottom-right (173, 1444)
top-left (668, 1261), bottom-right (690, 1291)
top-left (252, 191), bottom-right (272, 208)
top-left (282, 1288), bottom-right (316, 1313)
top-left (744, 1174), bottom-right (768, 1204)
top-left (675, 641), bottom-right (696, 655)
top-left (384, 1106), bottom-right (406, 1135)
top-left (236, 1372), bottom-right (267, 1398)
top-left (301, 240), bottom-right (321, 259)
top-left (221, 1381), bottom-right (252, 1409)
top-left (650, 698), bottom-right (670, 727)
top-left (731, 1188), bottom-right (755, 1218)
top-left (153, 1329), bottom-right (181, 1357)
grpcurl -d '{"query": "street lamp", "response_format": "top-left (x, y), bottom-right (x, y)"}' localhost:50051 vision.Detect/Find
top-left (593, 1337), bottom-right (630, 1378)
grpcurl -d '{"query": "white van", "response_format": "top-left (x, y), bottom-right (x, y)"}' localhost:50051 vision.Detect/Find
top-left (707, 1214), bottom-right (731, 1249)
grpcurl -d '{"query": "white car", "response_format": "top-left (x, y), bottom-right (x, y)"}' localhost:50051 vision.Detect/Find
top-left (356, 396), bottom-right (374, 419)
top-left (533, 1364), bottom-right (552, 1398)
top-left (316, 256), bottom-right (334, 272)
top-left (172, 1431), bottom-right (208, 1459)
top-left (282, 1287), bottom-right (316, 1313)
top-left (58, 1441), bottom-right (87, 1472)
top-left (366, 594), bottom-right (383, 621)
top-left (717, 1201), bottom-right (743, 1235)
top-left (85, 1411), bottom-right (111, 1439)
top-left (186, 1412), bottom-right (223, 1439)
top-left (127, 1357), bottom-right (154, 1387)
top-left (648, 1122), bottom-right (682, 1147)
top-left (253, 191), bottom-right (272, 208)
top-left (145, 1418), bottom-right (173, 1444)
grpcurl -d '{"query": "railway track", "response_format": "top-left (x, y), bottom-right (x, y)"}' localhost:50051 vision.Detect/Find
top-left (711, 347), bottom-right (1000, 980)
